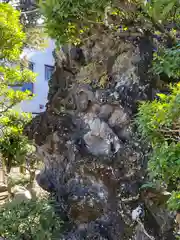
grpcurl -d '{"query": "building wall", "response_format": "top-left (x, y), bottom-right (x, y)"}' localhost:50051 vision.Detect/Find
top-left (15, 39), bottom-right (55, 115)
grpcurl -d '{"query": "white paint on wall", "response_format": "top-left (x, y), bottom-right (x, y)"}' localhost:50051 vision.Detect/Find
top-left (15, 39), bottom-right (55, 115)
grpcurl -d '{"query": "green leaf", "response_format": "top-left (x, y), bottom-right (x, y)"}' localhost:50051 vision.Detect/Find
top-left (156, 93), bottom-right (167, 100)
top-left (162, 1), bottom-right (175, 17)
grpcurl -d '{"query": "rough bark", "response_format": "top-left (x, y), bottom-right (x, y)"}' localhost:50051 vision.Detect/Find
top-left (25, 30), bottom-right (174, 239)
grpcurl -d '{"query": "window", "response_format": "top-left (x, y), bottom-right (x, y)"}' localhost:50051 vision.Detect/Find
top-left (28, 62), bottom-right (34, 71)
top-left (10, 61), bottom-right (34, 95)
top-left (20, 61), bottom-right (34, 71)
top-left (45, 65), bottom-right (54, 81)
top-left (21, 82), bottom-right (33, 94)
top-left (11, 82), bottom-right (34, 95)
top-left (20, 61), bottom-right (34, 94)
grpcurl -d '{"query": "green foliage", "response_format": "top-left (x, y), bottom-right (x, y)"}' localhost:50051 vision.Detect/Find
top-left (0, 3), bottom-right (35, 172)
top-left (0, 66), bottom-right (36, 85)
top-left (0, 111), bottom-right (32, 171)
top-left (149, 142), bottom-right (180, 185)
top-left (144, 0), bottom-right (180, 22)
top-left (1, 0), bottom-right (47, 50)
top-left (1, 0), bottom-right (41, 28)
top-left (136, 83), bottom-right (180, 209)
top-left (40, 0), bottom-right (110, 44)
top-left (136, 83), bottom-right (180, 144)
top-left (0, 198), bottom-right (63, 240)
top-left (0, 3), bottom-right (25, 61)
top-left (0, 3), bottom-right (35, 99)
top-left (25, 27), bottom-right (49, 50)
top-left (8, 173), bottom-right (30, 188)
top-left (39, 0), bottom-right (180, 46)
top-left (167, 191), bottom-right (180, 211)
top-left (153, 44), bottom-right (180, 78)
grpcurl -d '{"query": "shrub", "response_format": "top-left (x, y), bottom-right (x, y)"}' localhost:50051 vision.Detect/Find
top-left (40, 0), bottom-right (109, 45)
top-left (0, 3), bottom-right (37, 187)
top-left (0, 198), bottom-right (63, 240)
top-left (153, 44), bottom-right (180, 78)
top-left (167, 191), bottom-right (180, 211)
top-left (136, 83), bottom-right (180, 210)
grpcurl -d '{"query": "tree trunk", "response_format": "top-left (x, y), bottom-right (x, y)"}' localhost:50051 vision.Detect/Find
top-left (20, 165), bottom-right (26, 175)
top-left (29, 170), bottom-right (35, 188)
top-left (6, 157), bottom-right (12, 198)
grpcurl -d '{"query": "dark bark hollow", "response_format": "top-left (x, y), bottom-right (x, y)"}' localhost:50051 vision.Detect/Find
top-left (25, 33), bottom-right (174, 239)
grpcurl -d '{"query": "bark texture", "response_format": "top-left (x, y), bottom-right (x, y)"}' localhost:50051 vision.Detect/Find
top-left (25, 31), bottom-right (174, 239)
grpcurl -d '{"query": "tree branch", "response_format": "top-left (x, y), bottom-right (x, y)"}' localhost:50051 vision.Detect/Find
top-left (0, 103), bottom-right (16, 114)
top-left (21, 8), bottom-right (39, 15)
top-left (137, 219), bottom-right (155, 240)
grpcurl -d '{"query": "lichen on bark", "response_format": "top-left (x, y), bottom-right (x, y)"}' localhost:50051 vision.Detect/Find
top-left (25, 18), bottom-right (175, 240)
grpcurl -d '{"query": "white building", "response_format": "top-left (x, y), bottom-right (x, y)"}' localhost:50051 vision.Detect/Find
top-left (15, 39), bottom-right (55, 115)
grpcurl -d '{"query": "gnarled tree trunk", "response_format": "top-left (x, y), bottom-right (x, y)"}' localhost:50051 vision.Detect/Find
top-left (25, 30), bottom-right (174, 239)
